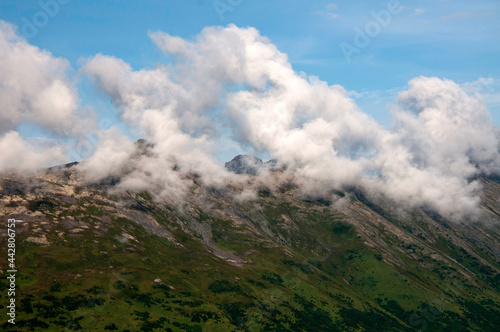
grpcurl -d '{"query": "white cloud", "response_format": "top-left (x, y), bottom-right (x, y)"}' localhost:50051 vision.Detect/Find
top-left (2, 21), bottom-right (498, 218)
top-left (0, 131), bottom-right (66, 172)
top-left (80, 26), bottom-right (500, 217)
top-left (413, 8), bottom-right (427, 16)
top-left (440, 11), bottom-right (496, 21)
top-left (325, 3), bottom-right (338, 11)
top-left (78, 128), bottom-right (136, 183)
top-left (0, 20), bottom-right (81, 136)
top-left (318, 3), bottom-right (340, 19)
top-left (373, 76), bottom-right (500, 217)
top-left (462, 77), bottom-right (500, 106)
top-left (0, 20), bottom-right (97, 171)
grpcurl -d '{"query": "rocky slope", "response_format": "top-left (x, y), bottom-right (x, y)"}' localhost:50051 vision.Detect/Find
top-left (224, 155), bottom-right (279, 175)
top-left (0, 157), bottom-right (499, 331)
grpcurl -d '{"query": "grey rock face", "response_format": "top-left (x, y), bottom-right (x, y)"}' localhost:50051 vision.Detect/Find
top-left (225, 155), bottom-right (283, 174)
top-left (225, 155), bottom-right (264, 175)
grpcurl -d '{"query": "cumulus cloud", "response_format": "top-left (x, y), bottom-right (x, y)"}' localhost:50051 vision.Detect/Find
top-left (78, 129), bottom-right (136, 183)
top-left (0, 20), bottom-right (94, 171)
top-left (361, 77), bottom-right (500, 217)
top-left (0, 21), bottom-right (80, 135)
top-left (81, 25), bottom-right (378, 203)
top-left (0, 131), bottom-right (66, 172)
top-left (79, 28), bottom-right (252, 200)
top-left (2, 20), bottom-right (499, 218)
top-left (396, 77), bottom-right (500, 175)
top-left (79, 25), bottom-right (500, 217)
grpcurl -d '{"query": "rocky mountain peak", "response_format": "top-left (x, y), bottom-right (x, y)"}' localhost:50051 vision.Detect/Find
top-left (225, 155), bottom-right (283, 175)
top-left (225, 155), bottom-right (263, 175)
top-left (133, 139), bottom-right (155, 158)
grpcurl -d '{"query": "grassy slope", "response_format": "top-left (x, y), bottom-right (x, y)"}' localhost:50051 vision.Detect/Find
top-left (0, 173), bottom-right (499, 331)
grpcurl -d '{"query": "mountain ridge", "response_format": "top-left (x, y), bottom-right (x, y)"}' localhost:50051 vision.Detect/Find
top-left (0, 157), bottom-right (499, 331)
top-left (224, 155), bottom-right (280, 175)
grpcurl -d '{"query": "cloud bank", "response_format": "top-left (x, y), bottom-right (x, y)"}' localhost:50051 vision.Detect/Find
top-left (0, 21), bottom-right (94, 171)
top-left (1, 21), bottom-right (499, 218)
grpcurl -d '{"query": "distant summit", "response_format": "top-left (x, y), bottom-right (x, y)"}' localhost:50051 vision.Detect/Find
top-left (133, 139), bottom-right (155, 158)
top-left (225, 155), bottom-right (280, 175)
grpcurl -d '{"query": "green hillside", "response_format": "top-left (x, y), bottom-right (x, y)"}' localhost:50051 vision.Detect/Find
top-left (1, 165), bottom-right (499, 331)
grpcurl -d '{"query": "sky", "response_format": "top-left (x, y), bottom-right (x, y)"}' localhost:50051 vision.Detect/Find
top-left (0, 0), bottom-right (499, 128)
top-left (1, 0), bottom-right (500, 218)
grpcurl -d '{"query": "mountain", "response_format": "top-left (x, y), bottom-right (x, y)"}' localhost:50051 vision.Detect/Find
top-left (224, 155), bottom-right (280, 175)
top-left (0, 158), bottom-right (499, 331)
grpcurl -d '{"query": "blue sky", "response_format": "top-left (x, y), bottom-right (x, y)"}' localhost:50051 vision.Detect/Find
top-left (0, 0), bottom-right (499, 150)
